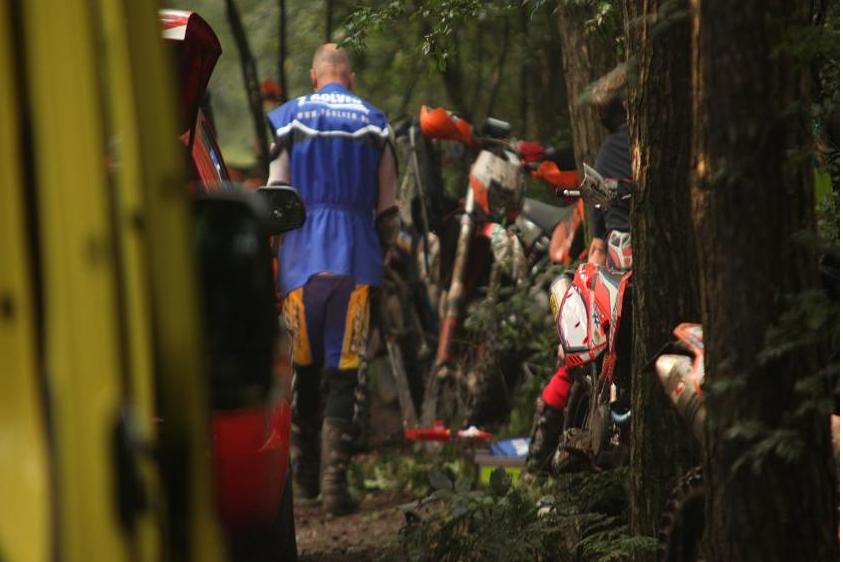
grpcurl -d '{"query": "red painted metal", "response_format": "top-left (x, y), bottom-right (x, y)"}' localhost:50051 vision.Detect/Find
top-left (211, 398), bottom-right (292, 527)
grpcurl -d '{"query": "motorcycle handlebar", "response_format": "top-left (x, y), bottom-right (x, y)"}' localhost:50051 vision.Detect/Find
top-left (557, 189), bottom-right (580, 198)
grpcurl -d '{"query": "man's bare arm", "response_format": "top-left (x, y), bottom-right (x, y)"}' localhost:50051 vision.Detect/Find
top-left (376, 146), bottom-right (399, 251)
top-left (376, 146), bottom-right (397, 213)
top-left (268, 146), bottom-right (291, 184)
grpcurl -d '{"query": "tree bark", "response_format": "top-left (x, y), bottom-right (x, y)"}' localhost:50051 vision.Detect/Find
top-left (484, 19), bottom-right (510, 120)
top-left (690, 0), bottom-right (838, 559)
top-left (277, 0), bottom-right (288, 103)
top-left (557, 2), bottom-right (617, 173)
top-left (440, 36), bottom-right (470, 119)
top-left (325, 0), bottom-right (334, 42)
top-left (622, 0), bottom-right (699, 546)
top-left (533, 5), bottom-right (569, 143)
top-left (225, 0), bottom-right (269, 180)
top-left (519, 5), bottom-right (529, 135)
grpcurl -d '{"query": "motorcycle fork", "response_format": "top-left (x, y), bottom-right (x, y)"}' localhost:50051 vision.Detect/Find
top-left (434, 188), bottom-right (476, 369)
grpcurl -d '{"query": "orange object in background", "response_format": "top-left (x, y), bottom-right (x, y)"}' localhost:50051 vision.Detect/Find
top-left (531, 160), bottom-right (579, 189)
top-left (549, 199), bottom-right (586, 265)
top-left (419, 105), bottom-right (475, 146)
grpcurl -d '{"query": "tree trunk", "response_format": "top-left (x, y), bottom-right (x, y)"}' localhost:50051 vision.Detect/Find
top-left (533, 5), bottom-right (569, 144)
top-left (277, 0), bottom-right (288, 103)
top-left (519, 5), bottom-right (529, 136)
top-left (622, 0), bottom-right (699, 546)
top-left (690, 0), bottom-right (838, 559)
top-left (484, 19), bottom-right (510, 120)
top-left (325, 0), bottom-right (334, 42)
top-left (225, 0), bottom-right (269, 180)
top-left (557, 2), bottom-right (616, 173)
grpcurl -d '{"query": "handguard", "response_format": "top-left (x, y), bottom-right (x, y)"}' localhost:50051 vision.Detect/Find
top-left (376, 206), bottom-right (400, 252)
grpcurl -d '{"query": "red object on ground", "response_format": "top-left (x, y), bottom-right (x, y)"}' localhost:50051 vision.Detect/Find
top-left (404, 421), bottom-right (494, 444)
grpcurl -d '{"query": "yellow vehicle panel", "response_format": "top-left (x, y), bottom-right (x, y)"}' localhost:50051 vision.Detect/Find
top-left (1, 0), bottom-right (224, 560)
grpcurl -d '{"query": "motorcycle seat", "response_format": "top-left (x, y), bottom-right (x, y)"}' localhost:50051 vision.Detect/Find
top-left (521, 197), bottom-right (570, 234)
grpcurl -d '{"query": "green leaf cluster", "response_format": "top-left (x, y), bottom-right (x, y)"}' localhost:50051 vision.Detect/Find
top-left (719, 284), bottom-right (840, 476)
top-left (462, 264), bottom-right (561, 435)
top-left (400, 467), bottom-right (657, 561)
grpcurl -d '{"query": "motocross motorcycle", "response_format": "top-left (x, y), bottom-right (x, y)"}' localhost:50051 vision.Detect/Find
top-left (651, 318), bottom-right (840, 562)
top-left (648, 323), bottom-right (706, 562)
top-left (362, 234), bottom-right (438, 432)
top-left (350, 117), bottom-right (447, 436)
top-left (415, 105), bottom-right (580, 431)
top-left (547, 164), bottom-right (635, 471)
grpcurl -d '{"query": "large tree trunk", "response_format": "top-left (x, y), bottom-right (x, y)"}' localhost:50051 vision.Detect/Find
top-left (225, 0), bottom-right (269, 180)
top-left (690, 0), bottom-right (838, 559)
top-left (622, 0), bottom-right (698, 544)
top-left (557, 2), bottom-right (616, 173)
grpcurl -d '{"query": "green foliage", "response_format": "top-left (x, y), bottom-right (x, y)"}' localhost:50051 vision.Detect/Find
top-left (400, 467), bottom-right (657, 561)
top-left (344, 0), bottom-right (516, 67)
top-left (760, 286), bottom-right (839, 418)
top-left (175, 0), bottom-right (573, 164)
top-left (720, 284), bottom-right (839, 476)
top-left (349, 445), bottom-right (473, 498)
top-left (463, 273), bottom-right (559, 369)
top-left (462, 265), bottom-right (561, 435)
top-left (811, 0), bottom-right (840, 245)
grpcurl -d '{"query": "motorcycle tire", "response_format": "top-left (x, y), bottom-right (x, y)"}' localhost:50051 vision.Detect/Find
top-left (657, 465), bottom-right (705, 562)
top-left (553, 374), bottom-right (593, 473)
top-left (588, 366), bottom-right (613, 456)
top-left (420, 365), bottom-right (467, 430)
top-left (563, 374), bottom-right (592, 433)
top-left (464, 338), bottom-right (517, 428)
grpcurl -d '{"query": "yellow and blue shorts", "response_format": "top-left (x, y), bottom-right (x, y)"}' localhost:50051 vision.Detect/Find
top-left (283, 276), bottom-right (370, 371)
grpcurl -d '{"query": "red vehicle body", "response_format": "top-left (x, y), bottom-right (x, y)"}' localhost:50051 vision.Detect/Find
top-left (160, 9), bottom-right (293, 530)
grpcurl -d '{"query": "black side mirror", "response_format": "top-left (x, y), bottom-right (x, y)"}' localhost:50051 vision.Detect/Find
top-left (256, 183), bottom-right (306, 235)
top-left (195, 194), bottom-right (276, 408)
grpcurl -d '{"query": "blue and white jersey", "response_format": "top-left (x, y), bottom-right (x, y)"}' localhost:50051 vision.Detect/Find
top-left (267, 83), bottom-right (390, 294)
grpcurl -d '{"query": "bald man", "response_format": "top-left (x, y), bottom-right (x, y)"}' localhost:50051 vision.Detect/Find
top-left (266, 43), bottom-right (397, 516)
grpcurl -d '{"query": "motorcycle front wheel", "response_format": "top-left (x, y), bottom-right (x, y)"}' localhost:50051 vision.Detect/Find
top-left (420, 364), bottom-right (468, 430)
top-left (553, 372), bottom-right (593, 472)
top-left (657, 465), bottom-right (705, 562)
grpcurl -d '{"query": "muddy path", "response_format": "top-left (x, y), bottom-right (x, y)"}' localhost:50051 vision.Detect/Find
top-left (295, 369), bottom-right (411, 562)
top-left (295, 489), bottom-right (407, 562)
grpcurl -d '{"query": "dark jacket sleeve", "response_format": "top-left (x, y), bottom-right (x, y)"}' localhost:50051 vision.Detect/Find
top-left (590, 206), bottom-right (607, 241)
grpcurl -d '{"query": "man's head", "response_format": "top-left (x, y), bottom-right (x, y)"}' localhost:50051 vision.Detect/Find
top-left (590, 64), bottom-right (627, 133)
top-left (310, 43), bottom-right (354, 91)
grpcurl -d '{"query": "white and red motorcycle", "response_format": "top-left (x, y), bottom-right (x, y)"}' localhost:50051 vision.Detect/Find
top-left (547, 164), bottom-right (635, 471)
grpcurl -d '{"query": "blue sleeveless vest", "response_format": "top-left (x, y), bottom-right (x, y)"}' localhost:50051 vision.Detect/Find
top-left (267, 83), bottom-right (389, 294)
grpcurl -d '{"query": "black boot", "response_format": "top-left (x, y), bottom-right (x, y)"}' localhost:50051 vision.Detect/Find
top-left (320, 417), bottom-right (358, 517)
top-left (291, 366), bottom-right (321, 501)
top-left (524, 397), bottom-right (564, 479)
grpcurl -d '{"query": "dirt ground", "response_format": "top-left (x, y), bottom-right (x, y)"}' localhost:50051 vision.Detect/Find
top-left (295, 369), bottom-right (410, 562)
top-left (295, 490), bottom-right (408, 562)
